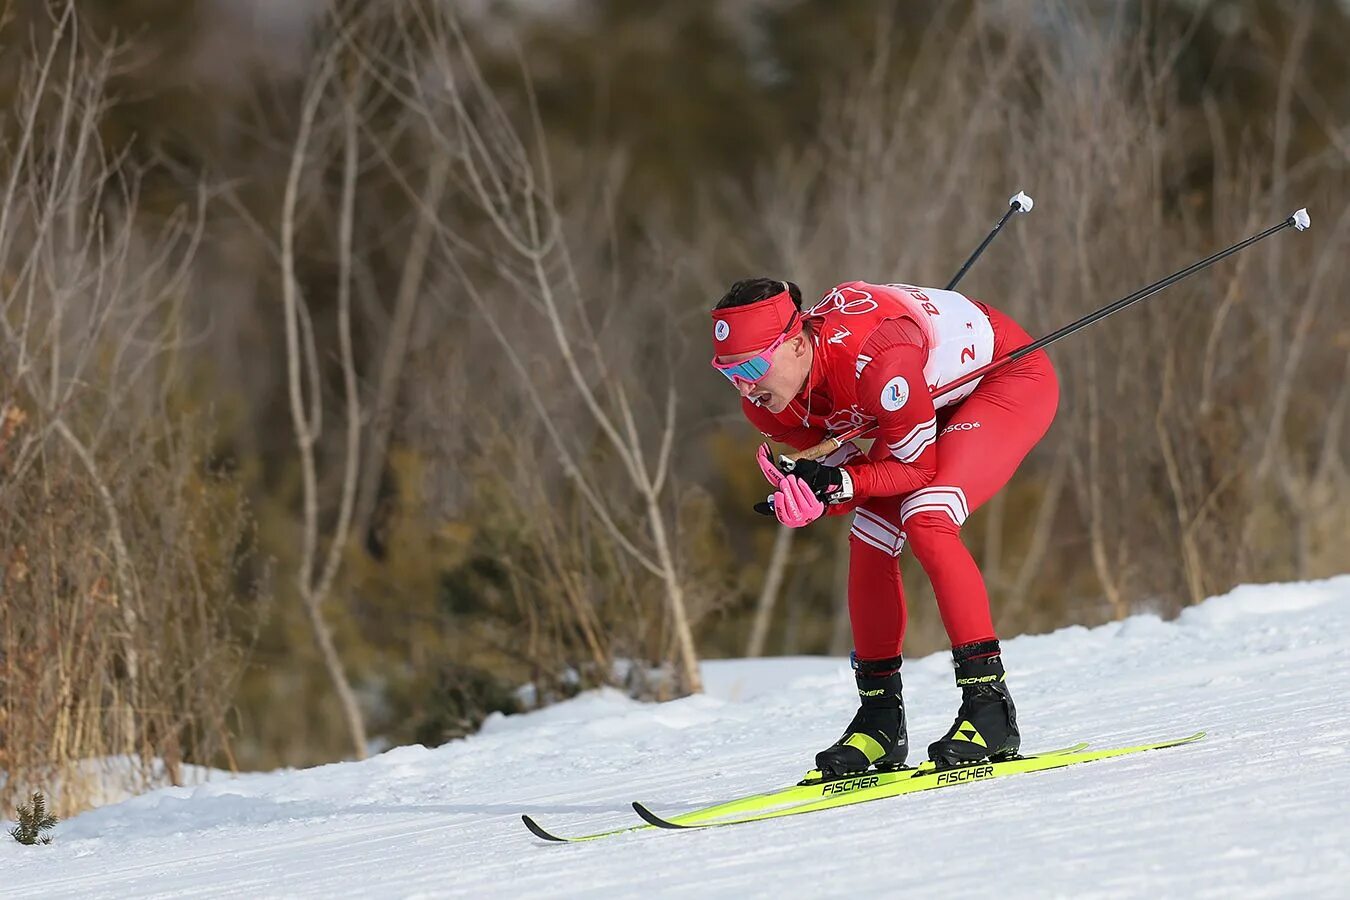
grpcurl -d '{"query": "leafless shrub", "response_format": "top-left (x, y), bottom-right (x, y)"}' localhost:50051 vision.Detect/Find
top-left (274, 24), bottom-right (370, 760)
top-left (0, 3), bottom-right (256, 816)
top-left (360, 4), bottom-right (709, 694)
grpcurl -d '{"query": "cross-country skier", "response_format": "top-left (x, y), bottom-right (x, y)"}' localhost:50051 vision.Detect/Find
top-left (711, 278), bottom-right (1058, 779)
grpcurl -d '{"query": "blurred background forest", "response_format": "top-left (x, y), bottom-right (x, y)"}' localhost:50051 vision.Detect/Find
top-left (1, 0), bottom-right (1347, 815)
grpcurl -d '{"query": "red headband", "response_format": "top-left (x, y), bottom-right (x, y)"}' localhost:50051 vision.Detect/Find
top-left (710, 288), bottom-right (801, 356)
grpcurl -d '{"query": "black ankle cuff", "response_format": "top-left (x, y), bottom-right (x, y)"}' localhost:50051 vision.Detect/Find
top-left (952, 640), bottom-right (1001, 663)
top-left (851, 652), bottom-right (903, 677)
top-left (953, 645), bottom-right (1007, 686)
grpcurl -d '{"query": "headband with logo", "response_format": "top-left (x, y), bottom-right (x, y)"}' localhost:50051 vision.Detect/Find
top-left (710, 287), bottom-right (801, 357)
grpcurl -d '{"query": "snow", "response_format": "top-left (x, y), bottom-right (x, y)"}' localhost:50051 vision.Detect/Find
top-left (4, 575), bottom-right (1349, 898)
top-left (0, 758), bottom-right (230, 812)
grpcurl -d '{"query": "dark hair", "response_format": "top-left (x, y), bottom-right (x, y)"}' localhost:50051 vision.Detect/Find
top-left (714, 278), bottom-right (802, 311)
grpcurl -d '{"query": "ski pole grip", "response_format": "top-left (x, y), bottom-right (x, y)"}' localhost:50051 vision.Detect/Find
top-left (784, 436), bottom-right (844, 464)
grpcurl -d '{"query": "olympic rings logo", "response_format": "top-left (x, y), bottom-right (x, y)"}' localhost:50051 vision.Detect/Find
top-left (806, 287), bottom-right (878, 317)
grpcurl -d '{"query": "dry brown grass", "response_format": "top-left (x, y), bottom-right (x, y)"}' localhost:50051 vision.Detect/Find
top-left (0, 6), bottom-right (257, 817)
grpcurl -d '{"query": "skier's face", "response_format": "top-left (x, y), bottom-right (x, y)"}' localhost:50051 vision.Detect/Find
top-left (716, 330), bottom-right (812, 414)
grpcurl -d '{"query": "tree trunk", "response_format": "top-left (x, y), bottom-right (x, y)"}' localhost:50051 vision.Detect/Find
top-left (351, 155), bottom-right (450, 545)
top-left (300, 589), bottom-right (368, 758)
top-left (746, 525), bottom-right (794, 657)
top-left (646, 492), bottom-right (702, 693)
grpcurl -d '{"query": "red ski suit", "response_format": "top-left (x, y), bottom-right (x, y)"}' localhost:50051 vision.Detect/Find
top-left (742, 282), bottom-right (1058, 660)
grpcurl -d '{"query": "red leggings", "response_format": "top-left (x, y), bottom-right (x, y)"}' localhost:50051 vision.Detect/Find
top-left (846, 313), bottom-right (1059, 659)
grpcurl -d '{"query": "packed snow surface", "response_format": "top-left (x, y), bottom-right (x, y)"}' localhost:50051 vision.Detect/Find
top-left (5, 576), bottom-right (1349, 898)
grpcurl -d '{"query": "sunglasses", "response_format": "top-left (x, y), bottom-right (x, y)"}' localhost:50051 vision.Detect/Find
top-left (710, 312), bottom-right (799, 388)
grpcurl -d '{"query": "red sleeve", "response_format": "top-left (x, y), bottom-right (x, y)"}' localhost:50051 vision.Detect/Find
top-left (843, 318), bottom-right (938, 499)
top-left (740, 397), bottom-right (827, 454)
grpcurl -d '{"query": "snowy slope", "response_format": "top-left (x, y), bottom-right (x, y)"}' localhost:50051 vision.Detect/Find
top-left (4, 576), bottom-right (1349, 899)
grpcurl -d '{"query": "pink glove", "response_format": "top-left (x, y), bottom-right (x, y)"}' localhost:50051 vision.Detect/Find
top-left (756, 443), bottom-right (786, 487)
top-left (772, 474), bottom-right (826, 528)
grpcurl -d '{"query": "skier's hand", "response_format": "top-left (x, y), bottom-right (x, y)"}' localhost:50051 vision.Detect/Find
top-left (752, 449), bottom-right (854, 517)
top-left (756, 443), bottom-right (786, 487)
top-left (768, 474), bottom-right (825, 528)
top-left (779, 455), bottom-right (853, 506)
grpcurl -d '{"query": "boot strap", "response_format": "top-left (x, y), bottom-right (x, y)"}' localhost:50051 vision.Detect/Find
top-left (851, 652), bottom-right (903, 677)
top-left (952, 639), bottom-right (1001, 663)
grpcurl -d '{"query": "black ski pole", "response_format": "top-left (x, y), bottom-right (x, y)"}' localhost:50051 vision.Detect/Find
top-left (946, 191), bottom-right (1034, 291)
top-left (790, 208), bottom-right (1311, 461)
top-left (938, 207), bottom-right (1312, 393)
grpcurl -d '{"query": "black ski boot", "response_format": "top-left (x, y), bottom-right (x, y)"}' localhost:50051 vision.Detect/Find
top-left (927, 641), bottom-right (1020, 767)
top-left (810, 654), bottom-right (908, 781)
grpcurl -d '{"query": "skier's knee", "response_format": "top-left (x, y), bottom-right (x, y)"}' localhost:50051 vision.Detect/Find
top-left (903, 512), bottom-right (961, 562)
top-left (899, 486), bottom-right (969, 561)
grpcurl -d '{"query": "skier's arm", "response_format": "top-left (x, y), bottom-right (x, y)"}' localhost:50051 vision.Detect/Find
top-left (742, 396), bottom-right (868, 473)
top-left (842, 319), bottom-right (939, 500)
top-left (742, 394), bottom-right (867, 520)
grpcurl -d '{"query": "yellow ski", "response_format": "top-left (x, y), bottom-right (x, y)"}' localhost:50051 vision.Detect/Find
top-left (631, 733), bottom-right (1204, 833)
top-left (522, 742), bottom-right (1090, 842)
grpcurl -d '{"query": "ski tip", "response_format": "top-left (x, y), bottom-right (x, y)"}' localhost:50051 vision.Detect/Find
top-left (522, 814), bottom-right (569, 843)
top-left (631, 801), bottom-right (688, 830)
top-left (1136, 731), bottom-right (1206, 751)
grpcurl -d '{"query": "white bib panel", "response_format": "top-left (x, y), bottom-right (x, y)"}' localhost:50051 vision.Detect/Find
top-left (885, 284), bottom-right (995, 409)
